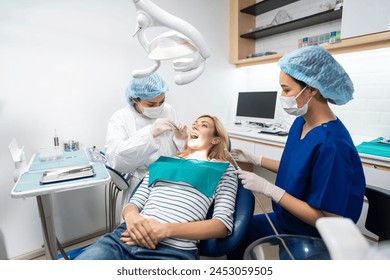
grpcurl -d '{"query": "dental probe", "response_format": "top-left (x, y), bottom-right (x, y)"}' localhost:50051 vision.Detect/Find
top-left (224, 148), bottom-right (240, 170)
top-left (224, 148), bottom-right (295, 260)
top-left (173, 122), bottom-right (184, 133)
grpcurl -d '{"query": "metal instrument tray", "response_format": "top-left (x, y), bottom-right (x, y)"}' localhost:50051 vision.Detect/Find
top-left (40, 164), bottom-right (95, 184)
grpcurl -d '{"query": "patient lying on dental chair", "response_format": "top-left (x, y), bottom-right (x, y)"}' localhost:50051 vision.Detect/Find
top-left (75, 115), bottom-right (237, 260)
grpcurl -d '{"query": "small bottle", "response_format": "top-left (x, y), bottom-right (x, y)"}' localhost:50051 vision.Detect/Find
top-left (329, 31), bottom-right (336, 44)
top-left (302, 37), bottom-right (308, 47)
top-left (54, 129), bottom-right (59, 149)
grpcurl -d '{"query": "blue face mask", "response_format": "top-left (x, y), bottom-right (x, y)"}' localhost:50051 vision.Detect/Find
top-left (279, 86), bottom-right (312, 116)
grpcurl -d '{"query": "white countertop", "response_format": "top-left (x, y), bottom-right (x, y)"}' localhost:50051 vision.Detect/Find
top-left (227, 128), bottom-right (287, 147)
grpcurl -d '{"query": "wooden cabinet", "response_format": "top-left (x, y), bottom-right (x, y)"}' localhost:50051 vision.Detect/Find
top-left (230, 0), bottom-right (390, 67)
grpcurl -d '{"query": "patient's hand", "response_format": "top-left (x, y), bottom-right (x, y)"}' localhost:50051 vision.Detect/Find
top-left (147, 218), bottom-right (169, 242)
top-left (121, 211), bottom-right (158, 249)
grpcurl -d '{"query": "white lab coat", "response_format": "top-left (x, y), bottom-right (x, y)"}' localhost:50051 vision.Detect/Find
top-left (104, 103), bottom-right (185, 205)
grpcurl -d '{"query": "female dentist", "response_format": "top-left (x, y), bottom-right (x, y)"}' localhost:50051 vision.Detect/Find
top-left (229, 46), bottom-right (366, 259)
top-left (105, 73), bottom-right (187, 204)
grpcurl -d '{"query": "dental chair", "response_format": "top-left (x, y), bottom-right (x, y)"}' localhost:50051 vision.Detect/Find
top-left (364, 184), bottom-right (390, 241)
top-left (197, 179), bottom-right (254, 258)
top-left (123, 176), bottom-right (255, 258)
top-left (104, 171), bottom-right (254, 258)
top-left (97, 137), bottom-right (255, 258)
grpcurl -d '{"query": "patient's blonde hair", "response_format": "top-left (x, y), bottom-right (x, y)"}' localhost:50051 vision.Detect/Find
top-left (178, 115), bottom-right (230, 162)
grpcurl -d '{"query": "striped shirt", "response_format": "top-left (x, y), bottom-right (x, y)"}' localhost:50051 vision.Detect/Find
top-left (128, 162), bottom-right (238, 251)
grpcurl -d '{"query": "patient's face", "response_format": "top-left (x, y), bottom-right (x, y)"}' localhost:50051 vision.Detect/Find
top-left (188, 116), bottom-right (216, 151)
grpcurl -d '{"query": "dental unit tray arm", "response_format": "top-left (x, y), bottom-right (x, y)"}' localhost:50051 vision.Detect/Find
top-left (131, 0), bottom-right (211, 85)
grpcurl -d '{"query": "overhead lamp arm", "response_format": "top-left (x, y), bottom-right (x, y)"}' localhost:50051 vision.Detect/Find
top-left (131, 0), bottom-right (211, 85)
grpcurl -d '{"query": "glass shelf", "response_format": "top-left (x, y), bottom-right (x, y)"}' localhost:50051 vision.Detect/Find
top-left (241, 0), bottom-right (300, 16)
top-left (241, 8), bottom-right (342, 40)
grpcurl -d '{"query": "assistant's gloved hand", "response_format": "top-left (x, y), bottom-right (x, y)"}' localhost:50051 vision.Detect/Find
top-left (230, 148), bottom-right (263, 166)
top-left (150, 118), bottom-right (175, 138)
top-left (237, 170), bottom-right (285, 203)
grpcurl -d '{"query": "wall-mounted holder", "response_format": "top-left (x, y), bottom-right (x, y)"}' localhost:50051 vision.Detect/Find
top-left (8, 138), bottom-right (27, 182)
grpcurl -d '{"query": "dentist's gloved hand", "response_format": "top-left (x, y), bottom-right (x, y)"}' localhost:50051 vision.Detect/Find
top-left (174, 122), bottom-right (188, 140)
top-left (151, 118), bottom-right (175, 138)
top-left (230, 148), bottom-right (263, 166)
top-left (237, 170), bottom-right (285, 203)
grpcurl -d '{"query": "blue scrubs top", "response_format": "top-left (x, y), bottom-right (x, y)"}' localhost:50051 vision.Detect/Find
top-left (273, 116), bottom-right (366, 237)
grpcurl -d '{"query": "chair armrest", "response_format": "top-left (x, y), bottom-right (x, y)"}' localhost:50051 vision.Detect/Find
top-left (198, 180), bottom-right (255, 257)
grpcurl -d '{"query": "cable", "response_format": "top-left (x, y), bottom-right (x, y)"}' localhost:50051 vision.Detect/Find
top-left (224, 149), bottom-right (295, 260)
top-left (252, 194), bottom-right (295, 260)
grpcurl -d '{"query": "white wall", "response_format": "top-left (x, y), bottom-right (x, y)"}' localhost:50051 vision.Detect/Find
top-left (1, 0), bottom-right (390, 260)
top-left (0, 0), bottom-right (239, 259)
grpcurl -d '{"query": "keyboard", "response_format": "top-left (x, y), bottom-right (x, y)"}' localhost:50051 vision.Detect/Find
top-left (259, 128), bottom-right (289, 136)
top-left (259, 128), bottom-right (280, 134)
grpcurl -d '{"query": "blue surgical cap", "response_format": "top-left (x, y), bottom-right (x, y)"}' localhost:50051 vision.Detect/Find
top-left (278, 46), bottom-right (354, 105)
top-left (125, 73), bottom-right (169, 105)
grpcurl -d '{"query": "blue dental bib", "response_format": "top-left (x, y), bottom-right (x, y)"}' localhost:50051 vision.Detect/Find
top-left (148, 156), bottom-right (229, 197)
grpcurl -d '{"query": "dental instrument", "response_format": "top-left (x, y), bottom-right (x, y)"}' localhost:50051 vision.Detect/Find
top-left (54, 129), bottom-right (59, 149)
top-left (131, 0), bottom-right (210, 85)
top-left (224, 148), bottom-right (240, 171)
top-left (224, 148), bottom-right (295, 259)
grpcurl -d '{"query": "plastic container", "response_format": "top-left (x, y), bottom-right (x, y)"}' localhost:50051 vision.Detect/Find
top-left (39, 147), bottom-right (63, 161)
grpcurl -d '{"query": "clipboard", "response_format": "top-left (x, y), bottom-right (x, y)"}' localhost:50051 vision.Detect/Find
top-left (40, 164), bottom-right (95, 184)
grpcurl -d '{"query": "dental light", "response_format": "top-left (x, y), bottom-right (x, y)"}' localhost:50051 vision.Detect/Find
top-left (131, 0), bottom-right (211, 85)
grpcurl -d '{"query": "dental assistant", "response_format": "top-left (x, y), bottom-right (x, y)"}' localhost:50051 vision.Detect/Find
top-left (229, 46), bottom-right (366, 259)
top-left (105, 73), bottom-right (187, 204)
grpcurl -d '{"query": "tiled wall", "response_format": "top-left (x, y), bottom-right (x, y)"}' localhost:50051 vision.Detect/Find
top-left (331, 47), bottom-right (390, 138)
top-left (236, 47), bottom-right (390, 139)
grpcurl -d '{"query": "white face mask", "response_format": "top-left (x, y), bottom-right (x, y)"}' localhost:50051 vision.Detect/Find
top-left (279, 86), bottom-right (312, 116)
top-left (141, 103), bottom-right (164, 119)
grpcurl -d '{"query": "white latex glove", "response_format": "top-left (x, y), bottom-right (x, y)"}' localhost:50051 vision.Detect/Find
top-left (237, 170), bottom-right (285, 203)
top-left (150, 118), bottom-right (175, 138)
top-left (230, 148), bottom-right (263, 166)
top-left (173, 122), bottom-right (188, 140)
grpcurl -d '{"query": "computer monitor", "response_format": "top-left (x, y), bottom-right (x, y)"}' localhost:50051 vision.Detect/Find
top-left (235, 91), bottom-right (277, 125)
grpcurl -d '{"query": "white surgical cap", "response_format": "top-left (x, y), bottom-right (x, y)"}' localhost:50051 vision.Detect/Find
top-left (125, 73), bottom-right (169, 105)
top-left (278, 46), bottom-right (354, 105)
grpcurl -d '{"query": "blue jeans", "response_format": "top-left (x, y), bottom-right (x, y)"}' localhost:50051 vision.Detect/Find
top-left (75, 223), bottom-right (198, 260)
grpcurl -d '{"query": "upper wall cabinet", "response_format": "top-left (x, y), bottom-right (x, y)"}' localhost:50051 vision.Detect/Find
top-left (341, 0), bottom-right (390, 39)
top-left (230, 0), bottom-right (390, 67)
